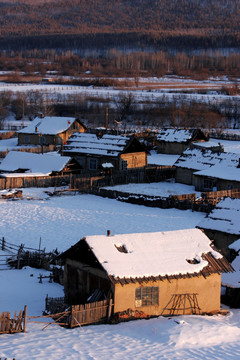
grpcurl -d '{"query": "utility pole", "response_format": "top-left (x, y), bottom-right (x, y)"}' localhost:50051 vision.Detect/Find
top-left (105, 105), bottom-right (108, 130)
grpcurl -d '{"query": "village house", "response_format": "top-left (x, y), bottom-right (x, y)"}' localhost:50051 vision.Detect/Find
top-left (0, 151), bottom-right (81, 178)
top-left (155, 128), bottom-right (208, 155)
top-left (62, 132), bottom-right (147, 173)
top-left (60, 228), bottom-right (232, 317)
top-left (197, 197), bottom-right (240, 259)
top-left (17, 116), bottom-right (86, 147)
top-left (174, 147), bottom-right (240, 190)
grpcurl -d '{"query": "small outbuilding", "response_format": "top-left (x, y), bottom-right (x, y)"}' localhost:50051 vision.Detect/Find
top-left (0, 151), bottom-right (80, 177)
top-left (155, 128), bottom-right (208, 155)
top-left (197, 197), bottom-right (240, 259)
top-left (62, 133), bottom-right (147, 173)
top-left (60, 229), bottom-right (232, 316)
top-left (18, 116), bottom-right (86, 146)
top-left (174, 147), bottom-right (240, 189)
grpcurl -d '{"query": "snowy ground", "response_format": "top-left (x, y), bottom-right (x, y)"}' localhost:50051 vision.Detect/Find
top-left (1, 266), bottom-right (240, 360)
top-left (0, 188), bottom-right (240, 359)
top-left (0, 188), bottom-right (205, 252)
top-left (0, 78), bottom-right (237, 106)
top-left (104, 181), bottom-right (201, 197)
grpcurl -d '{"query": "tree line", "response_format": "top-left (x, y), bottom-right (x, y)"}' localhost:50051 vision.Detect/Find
top-left (1, 89), bottom-right (239, 131)
top-left (0, 48), bottom-right (240, 78)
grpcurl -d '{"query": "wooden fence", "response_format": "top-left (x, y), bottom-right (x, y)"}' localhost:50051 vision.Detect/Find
top-left (0, 145), bottom-right (57, 158)
top-left (0, 166), bottom-right (174, 191)
top-left (94, 187), bottom-right (240, 213)
top-left (0, 237), bottom-right (59, 270)
top-left (91, 166), bottom-right (175, 189)
top-left (201, 188), bottom-right (240, 200)
top-left (27, 299), bottom-right (113, 329)
top-left (70, 299), bottom-right (113, 328)
top-left (0, 306), bottom-right (27, 334)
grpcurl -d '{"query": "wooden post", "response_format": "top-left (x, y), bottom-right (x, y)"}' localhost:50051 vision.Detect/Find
top-left (23, 305), bottom-right (27, 333)
top-left (17, 244), bottom-right (24, 269)
top-left (1, 237), bottom-right (5, 251)
top-left (107, 298), bottom-right (113, 323)
top-left (45, 294), bottom-right (48, 311)
top-left (69, 306), bottom-right (73, 328)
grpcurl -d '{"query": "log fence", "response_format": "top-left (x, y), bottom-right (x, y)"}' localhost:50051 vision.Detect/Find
top-left (0, 237), bottom-right (59, 270)
top-left (0, 306), bottom-right (27, 334)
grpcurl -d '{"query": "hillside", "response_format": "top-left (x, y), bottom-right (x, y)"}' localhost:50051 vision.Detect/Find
top-left (0, 0), bottom-right (239, 50)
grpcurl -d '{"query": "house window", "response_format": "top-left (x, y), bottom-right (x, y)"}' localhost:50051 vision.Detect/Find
top-left (203, 178), bottom-right (217, 190)
top-left (24, 135), bottom-right (30, 144)
top-left (121, 159), bottom-right (128, 170)
top-left (39, 136), bottom-right (47, 145)
top-left (89, 158), bottom-right (97, 170)
top-left (135, 287), bottom-right (159, 307)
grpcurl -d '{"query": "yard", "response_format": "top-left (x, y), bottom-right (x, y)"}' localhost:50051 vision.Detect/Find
top-left (0, 187), bottom-right (240, 359)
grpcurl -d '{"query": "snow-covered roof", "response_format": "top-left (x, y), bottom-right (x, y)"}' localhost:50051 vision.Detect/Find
top-left (63, 133), bottom-right (131, 157)
top-left (222, 254), bottom-right (240, 288)
top-left (18, 116), bottom-right (77, 135)
top-left (82, 228), bottom-right (226, 280)
top-left (156, 129), bottom-right (197, 143)
top-left (197, 198), bottom-right (240, 235)
top-left (174, 148), bottom-right (239, 171)
top-left (195, 165), bottom-right (240, 182)
top-left (0, 151), bottom-right (71, 176)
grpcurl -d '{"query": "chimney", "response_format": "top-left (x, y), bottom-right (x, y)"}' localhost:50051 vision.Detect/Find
top-left (107, 230), bottom-right (111, 237)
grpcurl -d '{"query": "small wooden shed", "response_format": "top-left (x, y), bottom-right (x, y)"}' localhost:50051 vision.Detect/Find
top-left (60, 229), bottom-right (232, 316)
top-left (18, 116), bottom-right (86, 146)
top-left (62, 133), bottom-right (147, 173)
top-left (0, 151), bottom-right (81, 177)
top-left (155, 128), bottom-right (208, 155)
top-left (197, 197), bottom-right (240, 259)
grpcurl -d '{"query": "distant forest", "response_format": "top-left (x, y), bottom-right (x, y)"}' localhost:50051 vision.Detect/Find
top-left (0, 0), bottom-right (239, 78)
top-left (0, 0), bottom-right (239, 47)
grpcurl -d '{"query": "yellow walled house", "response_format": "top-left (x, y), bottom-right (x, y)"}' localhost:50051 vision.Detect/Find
top-left (18, 116), bottom-right (87, 146)
top-left (60, 229), bottom-right (233, 317)
top-left (62, 133), bottom-right (147, 173)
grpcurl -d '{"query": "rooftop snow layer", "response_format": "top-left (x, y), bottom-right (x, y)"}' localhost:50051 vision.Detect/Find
top-left (0, 151), bottom-right (71, 176)
top-left (18, 116), bottom-right (76, 135)
top-left (64, 133), bottom-right (130, 157)
top-left (85, 228), bottom-right (221, 279)
top-left (174, 148), bottom-right (239, 171)
top-left (156, 128), bottom-right (194, 143)
top-left (197, 198), bottom-right (240, 235)
top-left (195, 165), bottom-right (240, 182)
